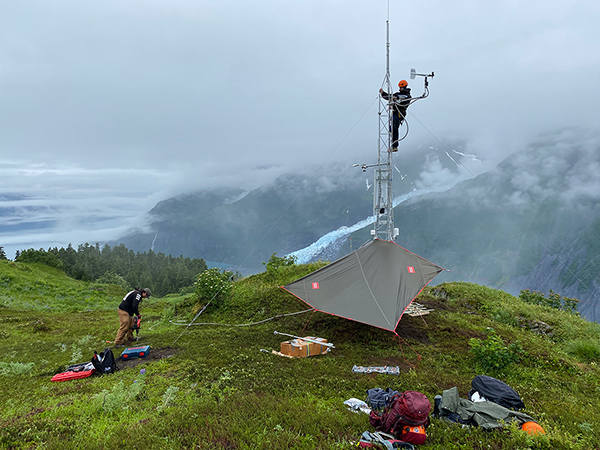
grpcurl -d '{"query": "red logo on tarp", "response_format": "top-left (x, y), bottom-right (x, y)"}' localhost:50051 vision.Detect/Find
top-left (312, 282), bottom-right (320, 289)
top-left (407, 266), bottom-right (415, 273)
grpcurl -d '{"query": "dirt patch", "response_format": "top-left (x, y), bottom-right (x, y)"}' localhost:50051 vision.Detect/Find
top-left (117, 347), bottom-right (177, 370)
top-left (25, 407), bottom-right (46, 418)
top-left (395, 317), bottom-right (430, 344)
top-left (211, 438), bottom-right (238, 449)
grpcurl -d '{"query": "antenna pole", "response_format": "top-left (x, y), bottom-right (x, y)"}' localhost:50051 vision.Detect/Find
top-left (386, 5), bottom-right (390, 81)
top-left (358, 2), bottom-right (433, 241)
top-left (373, 3), bottom-right (395, 241)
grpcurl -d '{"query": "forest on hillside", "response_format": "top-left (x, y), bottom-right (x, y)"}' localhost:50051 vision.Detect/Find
top-left (7, 243), bottom-right (207, 297)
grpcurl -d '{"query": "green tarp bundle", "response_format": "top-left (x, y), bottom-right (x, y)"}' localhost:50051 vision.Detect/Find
top-left (282, 239), bottom-right (443, 333)
top-left (439, 387), bottom-right (534, 429)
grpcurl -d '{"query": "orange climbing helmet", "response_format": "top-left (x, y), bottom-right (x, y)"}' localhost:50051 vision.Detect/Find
top-left (521, 421), bottom-right (546, 435)
top-left (398, 80), bottom-right (408, 88)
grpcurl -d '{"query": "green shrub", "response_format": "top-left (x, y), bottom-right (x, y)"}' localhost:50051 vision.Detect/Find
top-left (469, 328), bottom-right (522, 373)
top-left (262, 253), bottom-right (297, 281)
top-left (519, 289), bottom-right (547, 306)
top-left (263, 253), bottom-right (297, 272)
top-left (178, 284), bottom-right (195, 295)
top-left (519, 289), bottom-right (579, 314)
top-left (565, 339), bottom-right (600, 363)
top-left (0, 361), bottom-right (35, 376)
top-left (194, 268), bottom-right (233, 307)
top-left (95, 271), bottom-right (129, 290)
top-left (15, 249), bottom-right (64, 269)
top-left (161, 303), bottom-right (176, 322)
top-left (561, 295), bottom-right (579, 314)
top-left (94, 375), bottom-right (146, 414)
top-left (158, 386), bottom-right (180, 411)
top-left (69, 347), bottom-right (83, 364)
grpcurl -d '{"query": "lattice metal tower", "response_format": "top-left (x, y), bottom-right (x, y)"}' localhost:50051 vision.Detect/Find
top-left (372, 16), bottom-right (395, 241)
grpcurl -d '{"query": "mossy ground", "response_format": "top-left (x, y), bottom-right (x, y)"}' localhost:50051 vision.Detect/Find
top-left (1, 260), bottom-right (599, 449)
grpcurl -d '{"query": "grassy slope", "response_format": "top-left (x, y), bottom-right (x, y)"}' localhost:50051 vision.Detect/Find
top-left (0, 260), bottom-right (124, 311)
top-left (1, 260), bottom-right (599, 449)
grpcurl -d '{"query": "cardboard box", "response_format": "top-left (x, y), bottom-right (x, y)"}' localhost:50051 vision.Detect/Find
top-left (280, 336), bottom-right (329, 358)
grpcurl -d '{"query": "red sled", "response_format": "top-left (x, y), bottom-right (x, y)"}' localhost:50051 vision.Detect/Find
top-left (51, 362), bottom-right (95, 382)
top-left (51, 369), bottom-right (95, 382)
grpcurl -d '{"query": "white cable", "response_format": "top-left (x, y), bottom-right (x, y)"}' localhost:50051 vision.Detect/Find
top-left (169, 308), bottom-right (314, 327)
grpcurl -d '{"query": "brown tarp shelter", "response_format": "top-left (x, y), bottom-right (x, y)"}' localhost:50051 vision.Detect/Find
top-left (282, 239), bottom-right (443, 333)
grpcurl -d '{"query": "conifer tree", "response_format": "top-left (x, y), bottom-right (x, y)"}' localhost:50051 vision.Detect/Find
top-left (11, 242), bottom-right (207, 296)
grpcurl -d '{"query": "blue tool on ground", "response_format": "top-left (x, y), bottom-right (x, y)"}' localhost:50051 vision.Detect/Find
top-left (120, 345), bottom-right (151, 360)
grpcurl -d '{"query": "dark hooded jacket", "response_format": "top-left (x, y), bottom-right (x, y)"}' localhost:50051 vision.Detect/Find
top-left (380, 87), bottom-right (412, 119)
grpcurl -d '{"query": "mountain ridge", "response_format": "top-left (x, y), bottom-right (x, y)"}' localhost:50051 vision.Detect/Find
top-left (114, 129), bottom-right (600, 321)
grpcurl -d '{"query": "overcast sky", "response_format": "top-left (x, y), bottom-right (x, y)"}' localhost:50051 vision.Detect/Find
top-left (1, 0), bottom-right (599, 256)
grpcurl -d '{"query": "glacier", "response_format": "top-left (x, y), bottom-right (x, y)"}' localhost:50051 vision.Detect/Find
top-left (288, 185), bottom-right (453, 263)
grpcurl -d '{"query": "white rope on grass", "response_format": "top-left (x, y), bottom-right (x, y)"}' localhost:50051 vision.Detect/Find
top-left (169, 191), bottom-right (308, 345)
top-left (171, 297), bottom-right (216, 345)
top-left (169, 308), bottom-right (314, 328)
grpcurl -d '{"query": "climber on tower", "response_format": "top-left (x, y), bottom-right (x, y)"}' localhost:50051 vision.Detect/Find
top-left (379, 80), bottom-right (412, 151)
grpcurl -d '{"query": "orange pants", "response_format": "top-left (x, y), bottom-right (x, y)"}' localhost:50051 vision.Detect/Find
top-left (114, 309), bottom-right (134, 344)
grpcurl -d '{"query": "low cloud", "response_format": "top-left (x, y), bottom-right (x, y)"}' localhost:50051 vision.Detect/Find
top-left (483, 129), bottom-right (600, 208)
top-left (0, 160), bottom-right (175, 257)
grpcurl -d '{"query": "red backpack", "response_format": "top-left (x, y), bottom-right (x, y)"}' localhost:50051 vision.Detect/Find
top-left (369, 391), bottom-right (431, 444)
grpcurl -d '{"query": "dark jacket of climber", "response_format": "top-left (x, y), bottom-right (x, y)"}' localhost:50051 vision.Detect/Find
top-left (379, 80), bottom-right (412, 150)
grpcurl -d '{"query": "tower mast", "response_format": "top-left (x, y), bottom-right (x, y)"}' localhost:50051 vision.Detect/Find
top-left (373, 8), bottom-right (395, 241)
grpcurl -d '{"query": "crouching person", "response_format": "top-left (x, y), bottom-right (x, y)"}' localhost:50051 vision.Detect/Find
top-left (114, 287), bottom-right (151, 346)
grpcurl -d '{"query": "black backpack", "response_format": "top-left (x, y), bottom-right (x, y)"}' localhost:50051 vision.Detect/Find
top-left (469, 375), bottom-right (524, 410)
top-left (92, 348), bottom-right (118, 374)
